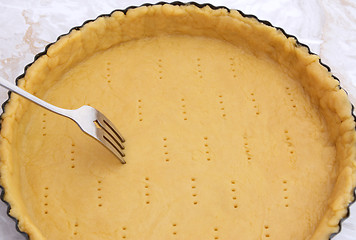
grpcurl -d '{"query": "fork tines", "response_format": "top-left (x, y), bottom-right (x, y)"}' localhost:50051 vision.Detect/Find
top-left (95, 113), bottom-right (126, 164)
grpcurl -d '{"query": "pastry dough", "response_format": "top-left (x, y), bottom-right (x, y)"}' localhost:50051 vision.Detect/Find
top-left (0, 4), bottom-right (355, 240)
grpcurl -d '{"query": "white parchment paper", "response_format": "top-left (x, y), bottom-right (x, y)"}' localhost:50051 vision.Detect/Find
top-left (0, 1), bottom-right (355, 239)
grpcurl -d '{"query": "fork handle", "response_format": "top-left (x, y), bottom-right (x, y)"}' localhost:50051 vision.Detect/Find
top-left (0, 77), bottom-right (72, 117)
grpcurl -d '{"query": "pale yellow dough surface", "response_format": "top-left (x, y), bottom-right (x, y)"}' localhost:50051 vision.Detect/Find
top-left (1, 4), bottom-right (355, 240)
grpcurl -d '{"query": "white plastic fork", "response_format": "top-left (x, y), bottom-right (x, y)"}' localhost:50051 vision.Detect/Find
top-left (0, 77), bottom-right (126, 164)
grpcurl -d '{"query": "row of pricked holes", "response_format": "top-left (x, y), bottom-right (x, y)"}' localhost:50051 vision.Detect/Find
top-left (230, 57), bottom-right (237, 79)
top-left (204, 137), bottom-right (211, 161)
top-left (106, 62), bottom-right (111, 84)
top-left (250, 92), bottom-right (260, 115)
top-left (70, 143), bottom-right (75, 169)
top-left (231, 180), bottom-right (238, 209)
top-left (285, 87), bottom-right (297, 109)
top-left (243, 135), bottom-right (252, 162)
top-left (42, 113), bottom-right (47, 136)
top-left (163, 137), bottom-right (170, 162)
top-left (97, 180), bottom-right (103, 207)
top-left (43, 187), bottom-right (49, 215)
top-left (197, 58), bottom-right (203, 79)
top-left (284, 130), bottom-right (295, 155)
top-left (158, 59), bottom-right (163, 80)
top-left (218, 95), bottom-right (226, 118)
top-left (283, 180), bottom-right (289, 208)
top-left (138, 99), bottom-right (143, 122)
top-left (181, 98), bottom-right (188, 121)
top-left (191, 178), bottom-right (198, 205)
top-left (145, 177), bottom-right (150, 205)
